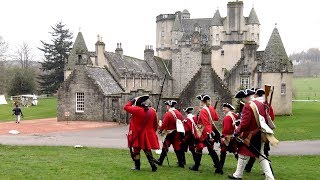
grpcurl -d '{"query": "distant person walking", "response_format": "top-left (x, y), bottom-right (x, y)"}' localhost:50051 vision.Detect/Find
top-left (12, 104), bottom-right (23, 123)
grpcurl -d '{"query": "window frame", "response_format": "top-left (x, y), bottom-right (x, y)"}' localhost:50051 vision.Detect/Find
top-left (76, 92), bottom-right (85, 113)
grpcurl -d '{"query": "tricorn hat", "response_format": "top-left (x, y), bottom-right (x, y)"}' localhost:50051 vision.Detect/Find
top-left (196, 94), bottom-right (211, 101)
top-left (223, 103), bottom-right (235, 110)
top-left (164, 100), bottom-right (177, 107)
top-left (255, 89), bottom-right (265, 97)
top-left (135, 95), bottom-right (149, 106)
top-left (183, 107), bottom-right (194, 113)
top-left (234, 89), bottom-right (255, 99)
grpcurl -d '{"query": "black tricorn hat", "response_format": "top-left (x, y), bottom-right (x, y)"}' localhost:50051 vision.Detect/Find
top-left (183, 107), bottom-right (194, 113)
top-left (255, 89), bottom-right (265, 97)
top-left (223, 103), bottom-right (235, 110)
top-left (135, 95), bottom-right (149, 106)
top-left (196, 94), bottom-right (211, 101)
top-left (234, 89), bottom-right (255, 99)
top-left (164, 100), bottom-right (177, 107)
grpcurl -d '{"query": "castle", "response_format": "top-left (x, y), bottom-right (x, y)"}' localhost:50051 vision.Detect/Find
top-left (58, 1), bottom-right (293, 122)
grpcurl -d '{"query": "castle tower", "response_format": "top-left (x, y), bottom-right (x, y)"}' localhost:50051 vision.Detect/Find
top-left (156, 13), bottom-right (175, 60)
top-left (64, 31), bottom-right (90, 80)
top-left (259, 27), bottom-right (293, 115)
top-left (182, 9), bottom-right (190, 19)
top-left (247, 7), bottom-right (260, 45)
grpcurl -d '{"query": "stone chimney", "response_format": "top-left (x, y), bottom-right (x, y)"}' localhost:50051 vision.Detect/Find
top-left (227, 1), bottom-right (244, 32)
top-left (115, 43), bottom-right (123, 56)
top-left (95, 35), bottom-right (106, 67)
top-left (144, 45), bottom-right (159, 75)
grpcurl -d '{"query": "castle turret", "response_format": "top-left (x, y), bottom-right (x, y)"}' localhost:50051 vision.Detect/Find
top-left (95, 35), bottom-right (107, 67)
top-left (210, 9), bottom-right (223, 46)
top-left (156, 13), bottom-right (175, 60)
top-left (247, 8), bottom-right (260, 45)
top-left (172, 13), bottom-right (184, 49)
top-left (182, 9), bottom-right (190, 19)
top-left (64, 31), bottom-right (89, 80)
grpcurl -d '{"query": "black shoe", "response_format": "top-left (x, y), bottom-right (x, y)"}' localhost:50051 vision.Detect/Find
top-left (189, 165), bottom-right (198, 171)
top-left (215, 168), bottom-right (223, 175)
top-left (228, 174), bottom-right (242, 179)
top-left (154, 158), bottom-right (162, 166)
top-left (151, 165), bottom-right (157, 172)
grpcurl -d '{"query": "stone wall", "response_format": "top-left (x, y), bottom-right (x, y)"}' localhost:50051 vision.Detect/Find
top-left (58, 68), bottom-right (121, 122)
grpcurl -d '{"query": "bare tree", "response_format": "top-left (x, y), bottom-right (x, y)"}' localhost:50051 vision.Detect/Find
top-left (13, 42), bottom-right (34, 69)
top-left (0, 36), bottom-right (8, 61)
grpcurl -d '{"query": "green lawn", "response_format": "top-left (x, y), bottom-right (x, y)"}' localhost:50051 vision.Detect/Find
top-left (293, 77), bottom-right (320, 100)
top-left (0, 97), bottom-right (57, 122)
top-left (274, 101), bottom-right (320, 141)
top-left (0, 146), bottom-right (319, 179)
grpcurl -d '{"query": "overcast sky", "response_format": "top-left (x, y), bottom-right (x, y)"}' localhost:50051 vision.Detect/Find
top-left (1, 0), bottom-right (319, 60)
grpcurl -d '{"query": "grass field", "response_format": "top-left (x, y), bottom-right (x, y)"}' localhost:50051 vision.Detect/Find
top-left (0, 97), bottom-right (57, 122)
top-left (293, 77), bottom-right (320, 100)
top-left (0, 145), bottom-right (319, 179)
top-left (275, 101), bottom-right (320, 141)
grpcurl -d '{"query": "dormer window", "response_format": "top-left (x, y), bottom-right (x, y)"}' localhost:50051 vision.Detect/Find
top-left (243, 65), bottom-right (248, 73)
top-left (221, 50), bottom-right (224, 56)
top-left (195, 26), bottom-right (200, 33)
top-left (186, 39), bottom-right (191, 45)
top-left (175, 39), bottom-right (178, 45)
top-left (78, 55), bottom-right (82, 63)
top-left (282, 64), bottom-right (287, 71)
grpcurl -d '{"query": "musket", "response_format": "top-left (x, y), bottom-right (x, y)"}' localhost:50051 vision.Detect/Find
top-left (154, 74), bottom-right (170, 166)
top-left (269, 86), bottom-right (274, 106)
top-left (236, 136), bottom-right (271, 162)
top-left (264, 84), bottom-right (272, 104)
top-left (156, 74), bottom-right (166, 112)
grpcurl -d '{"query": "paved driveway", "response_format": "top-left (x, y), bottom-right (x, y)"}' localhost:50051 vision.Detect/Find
top-left (0, 122), bottom-right (319, 155)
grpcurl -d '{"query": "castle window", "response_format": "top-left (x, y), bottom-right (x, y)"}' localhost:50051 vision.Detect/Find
top-left (133, 76), bottom-right (135, 88)
top-left (243, 65), bottom-right (248, 72)
top-left (251, 33), bottom-right (254, 40)
top-left (195, 26), bottom-right (200, 32)
top-left (221, 50), bottom-right (224, 56)
top-left (240, 77), bottom-right (250, 89)
top-left (257, 33), bottom-right (259, 41)
top-left (186, 39), bottom-right (190, 45)
top-left (161, 44), bottom-right (164, 49)
top-left (281, 83), bottom-right (286, 95)
top-left (161, 31), bottom-right (165, 37)
top-left (124, 76), bottom-right (127, 88)
top-left (78, 55), bottom-right (82, 64)
top-left (175, 39), bottom-right (178, 45)
top-left (76, 92), bottom-right (85, 112)
top-left (139, 77), bottom-right (142, 87)
top-left (282, 64), bottom-right (287, 72)
top-left (216, 34), bottom-right (219, 43)
top-left (257, 64), bottom-right (262, 72)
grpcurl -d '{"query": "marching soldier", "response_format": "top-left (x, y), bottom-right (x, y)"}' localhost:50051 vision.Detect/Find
top-left (181, 107), bottom-right (197, 165)
top-left (124, 95), bottom-right (159, 172)
top-left (228, 89), bottom-right (275, 180)
top-left (189, 94), bottom-right (223, 174)
top-left (155, 100), bottom-right (185, 168)
top-left (245, 88), bottom-right (275, 173)
top-left (220, 103), bottom-right (239, 170)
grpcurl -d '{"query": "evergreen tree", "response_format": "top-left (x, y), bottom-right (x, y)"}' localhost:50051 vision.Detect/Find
top-left (38, 21), bottom-right (73, 94)
top-left (8, 68), bottom-right (36, 96)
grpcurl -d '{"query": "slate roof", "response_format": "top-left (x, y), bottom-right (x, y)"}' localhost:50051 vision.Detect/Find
top-left (247, 8), bottom-right (260, 25)
top-left (261, 27), bottom-right (293, 72)
top-left (85, 66), bottom-right (124, 95)
top-left (181, 18), bottom-right (212, 37)
top-left (212, 10), bottom-right (223, 26)
top-left (105, 52), bottom-right (153, 75)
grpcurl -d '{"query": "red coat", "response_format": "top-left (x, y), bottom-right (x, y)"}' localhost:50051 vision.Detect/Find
top-left (196, 105), bottom-right (219, 142)
top-left (222, 112), bottom-right (239, 136)
top-left (182, 114), bottom-right (196, 140)
top-left (160, 108), bottom-right (183, 131)
top-left (236, 100), bottom-right (268, 157)
top-left (124, 101), bottom-right (160, 150)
